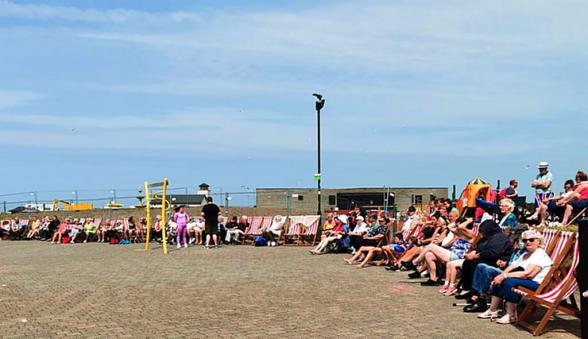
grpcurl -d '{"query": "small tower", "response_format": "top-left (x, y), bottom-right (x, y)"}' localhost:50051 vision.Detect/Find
top-left (198, 183), bottom-right (210, 196)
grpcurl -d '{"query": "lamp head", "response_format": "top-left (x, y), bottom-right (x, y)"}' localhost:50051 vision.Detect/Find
top-left (312, 93), bottom-right (325, 111)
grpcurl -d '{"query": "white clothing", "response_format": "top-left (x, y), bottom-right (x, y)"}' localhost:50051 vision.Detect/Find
top-left (353, 221), bottom-right (369, 234)
top-left (225, 229), bottom-right (244, 242)
top-left (511, 248), bottom-right (552, 283)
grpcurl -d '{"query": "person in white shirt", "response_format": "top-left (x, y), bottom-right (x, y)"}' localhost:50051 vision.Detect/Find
top-left (480, 230), bottom-right (552, 324)
top-left (401, 206), bottom-right (418, 233)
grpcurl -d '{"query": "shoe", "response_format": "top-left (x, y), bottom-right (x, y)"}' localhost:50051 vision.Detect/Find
top-left (271, 241), bottom-right (276, 247)
top-left (478, 309), bottom-right (500, 319)
top-left (455, 290), bottom-right (473, 300)
top-left (420, 279), bottom-right (441, 286)
top-left (496, 314), bottom-right (516, 324)
top-left (401, 261), bottom-right (416, 270)
top-left (177, 244), bottom-right (181, 249)
top-left (184, 244), bottom-right (188, 248)
top-left (408, 271), bottom-right (422, 279)
top-left (438, 285), bottom-right (449, 294)
top-left (463, 300), bottom-right (488, 313)
top-left (385, 265), bottom-right (399, 271)
top-left (444, 286), bottom-right (458, 296)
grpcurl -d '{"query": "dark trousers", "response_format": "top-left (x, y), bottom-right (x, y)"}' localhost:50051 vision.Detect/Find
top-left (461, 259), bottom-right (481, 291)
top-left (263, 230), bottom-right (278, 243)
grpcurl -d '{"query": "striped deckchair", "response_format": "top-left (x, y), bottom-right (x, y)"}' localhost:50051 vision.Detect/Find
top-left (540, 228), bottom-right (559, 258)
top-left (259, 217), bottom-right (273, 233)
top-left (242, 216), bottom-right (264, 244)
top-left (515, 232), bottom-right (580, 336)
top-left (284, 215), bottom-right (320, 246)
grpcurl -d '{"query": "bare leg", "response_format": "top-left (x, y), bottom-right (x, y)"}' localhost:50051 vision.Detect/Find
top-left (562, 204), bottom-right (573, 225)
top-left (424, 252), bottom-right (438, 281)
top-left (357, 248), bottom-right (382, 268)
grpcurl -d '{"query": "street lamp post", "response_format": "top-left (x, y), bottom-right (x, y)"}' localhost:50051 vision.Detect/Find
top-left (313, 93), bottom-right (325, 219)
top-left (72, 190), bottom-right (78, 204)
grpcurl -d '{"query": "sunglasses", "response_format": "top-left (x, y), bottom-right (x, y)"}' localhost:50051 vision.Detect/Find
top-left (522, 238), bottom-right (537, 243)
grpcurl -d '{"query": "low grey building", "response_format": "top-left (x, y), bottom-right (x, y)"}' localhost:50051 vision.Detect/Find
top-left (256, 187), bottom-right (448, 215)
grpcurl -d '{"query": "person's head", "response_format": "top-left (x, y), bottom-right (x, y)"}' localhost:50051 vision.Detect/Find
top-left (367, 215), bottom-right (376, 224)
top-left (509, 179), bottom-right (518, 188)
top-left (538, 161), bottom-right (549, 175)
top-left (179, 206), bottom-right (185, 213)
top-left (231, 215), bottom-right (238, 222)
top-left (439, 206), bottom-right (448, 217)
top-left (356, 215), bottom-right (364, 223)
top-left (499, 198), bottom-right (515, 214)
top-left (407, 205), bottom-right (416, 216)
top-left (448, 209), bottom-right (458, 222)
top-left (564, 179), bottom-right (574, 191)
top-left (336, 214), bottom-right (348, 225)
top-left (327, 213), bottom-right (334, 221)
top-left (206, 196), bottom-right (213, 203)
top-left (378, 217), bottom-right (389, 226)
top-left (240, 215), bottom-right (248, 223)
top-left (521, 229), bottom-right (544, 252)
top-left (156, 215), bottom-right (162, 220)
top-left (393, 232), bottom-right (404, 244)
top-left (575, 170), bottom-right (587, 183)
top-left (128, 216), bottom-right (134, 222)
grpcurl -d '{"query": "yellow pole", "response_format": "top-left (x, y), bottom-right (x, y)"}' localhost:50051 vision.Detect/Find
top-left (144, 182), bottom-right (151, 251)
top-left (161, 178), bottom-right (168, 254)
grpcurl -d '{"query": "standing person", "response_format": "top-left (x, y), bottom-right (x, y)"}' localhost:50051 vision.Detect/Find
top-left (532, 162), bottom-right (553, 206)
top-left (173, 206), bottom-right (190, 248)
top-left (202, 197), bottom-right (220, 248)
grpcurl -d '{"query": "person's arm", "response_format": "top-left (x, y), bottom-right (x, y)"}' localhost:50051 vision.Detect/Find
top-left (493, 264), bottom-right (541, 285)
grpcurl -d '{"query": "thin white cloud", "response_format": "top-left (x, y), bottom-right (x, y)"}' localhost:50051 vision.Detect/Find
top-left (0, 0), bottom-right (202, 23)
top-left (0, 90), bottom-right (44, 109)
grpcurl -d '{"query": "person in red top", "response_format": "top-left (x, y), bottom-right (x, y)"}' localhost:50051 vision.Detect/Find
top-left (561, 170), bottom-right (588, 224)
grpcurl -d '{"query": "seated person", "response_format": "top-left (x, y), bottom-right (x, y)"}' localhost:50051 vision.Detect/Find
top-left (0, 220), bottom-right (10, 239)
top-left (561, 170), bottom-right (588, 225)
top-left (309, 215), bottom-right (349, 254)
top-left (96, 219), bottom-right (108, 243)
top-left (348, 215), bottom-right (369, 253)
top-left (83, 218), bottom-right (98, 243)
top-left (262, 215), bottom-right (286, 247)
top-left (343, 217), bottom-right (388, 268)
top-left (320, 213), bottom-right (336, 238)
top-left (9, 217), bottom-right (25, 240)
top-left (382, 233), bottom-right (413, 271)
top-left (481, 230), bottom-right (552, 324)
top-left (187, 217), bottom-right (198, 244)
top-left (167, 220), bottom-right (177, 244)
top-left (531, 180), bottom-right (574, 223)
top-left (26, 216), bottom-right (41, 239)
top-left (455, 219), bottom-right (513, 300)
top-left (225, 216), bottom-right (244, 244)
top-left (127, 217), bottom-right (138, 243)
top-left (69, 219), bottom-right (83, 243)
top-left (463, 240), bottom-right (527, 313)
top-left (497, 198), bottom-right (518, 235)
top-left (51, 218), bottom-right (71, 244)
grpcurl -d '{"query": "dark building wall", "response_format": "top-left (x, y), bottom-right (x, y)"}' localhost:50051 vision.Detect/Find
top-left (256, 187), bottom-right (448, 215)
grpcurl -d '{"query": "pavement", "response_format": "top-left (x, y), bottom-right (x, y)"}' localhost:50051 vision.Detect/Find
top-left (0, 242), bottom-right (581, 338)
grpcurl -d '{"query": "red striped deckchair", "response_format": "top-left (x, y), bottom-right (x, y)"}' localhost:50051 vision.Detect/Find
top-left (515, 232), bottom-right (580, 336)
top-left (259, 216), bottom-right (273, 233)
top-left (540, 228), bottom-right (559, 258)
top-left (285, 215), bottom-right (320, 245)
top-left (242, 216), bottom-right (264, 244)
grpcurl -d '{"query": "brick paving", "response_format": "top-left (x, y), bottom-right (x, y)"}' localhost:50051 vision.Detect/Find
top-left (0, 242), bottom-right (580, 338)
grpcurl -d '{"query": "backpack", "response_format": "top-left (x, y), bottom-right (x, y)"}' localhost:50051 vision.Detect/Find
top-left (254, 236), bottom-right (267, 247)
top-left (109, 237), bottom-right (119, 244)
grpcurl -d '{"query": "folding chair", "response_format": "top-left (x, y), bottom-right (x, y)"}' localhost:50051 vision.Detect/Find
top-left (242, 216), bottom-right (264, 245)
top-left (284, 215), bottom-right (320, 246)
top-left (515, 232), bottom-right (580, 336)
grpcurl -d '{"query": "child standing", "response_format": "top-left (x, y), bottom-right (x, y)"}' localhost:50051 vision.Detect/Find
top-left (173, 206), bottom-right (189, 248)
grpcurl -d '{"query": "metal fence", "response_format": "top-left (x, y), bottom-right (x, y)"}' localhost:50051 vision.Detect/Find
top-left (0, 187), bottom-right (257, 213)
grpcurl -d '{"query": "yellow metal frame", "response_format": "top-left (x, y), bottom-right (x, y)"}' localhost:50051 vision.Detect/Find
top-left (144, 178), bottom-right (170, 254)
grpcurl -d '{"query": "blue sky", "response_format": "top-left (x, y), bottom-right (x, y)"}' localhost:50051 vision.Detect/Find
top-left (1, 0), bottom-right (587, 207)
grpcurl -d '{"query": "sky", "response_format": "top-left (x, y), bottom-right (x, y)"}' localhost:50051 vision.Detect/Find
top-left (1, 0), bottom-right (587, 207)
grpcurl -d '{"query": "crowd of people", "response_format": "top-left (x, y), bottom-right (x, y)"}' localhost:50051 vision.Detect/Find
top-left (1, 163), bottom-right (586, 329)
top-left (0, 197), bottom-right (258, 248)
top-left (307, 162), bottom-right (586, 329)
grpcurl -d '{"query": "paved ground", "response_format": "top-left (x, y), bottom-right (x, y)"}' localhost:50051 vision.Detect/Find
top-left (0, 242), bottom-right (581, 338)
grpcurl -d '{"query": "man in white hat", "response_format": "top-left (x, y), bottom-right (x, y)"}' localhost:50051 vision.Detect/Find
top-left (532, 161), bottom-right (553, 206)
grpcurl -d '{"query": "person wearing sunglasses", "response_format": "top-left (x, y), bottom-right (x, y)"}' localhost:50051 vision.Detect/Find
top-left (480, 230), bottom-right (552, 324)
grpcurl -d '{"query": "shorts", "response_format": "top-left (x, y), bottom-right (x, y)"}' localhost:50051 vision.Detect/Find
top-left (450, 252), bottom-right (460, 261)
top-left (571, 199), bottom-right (588, 213)
top-left (535, 192), bottom-right (553, 207)
top-left (205, 222), bottom-right (218, 235)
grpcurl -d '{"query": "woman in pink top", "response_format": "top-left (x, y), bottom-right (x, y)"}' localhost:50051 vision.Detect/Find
top-left (173, 206), bottom-right (190, 248)
top-left (51, 218), bottom-right (70, 244)
top-left (561, 170), bottom-right (588, 224)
